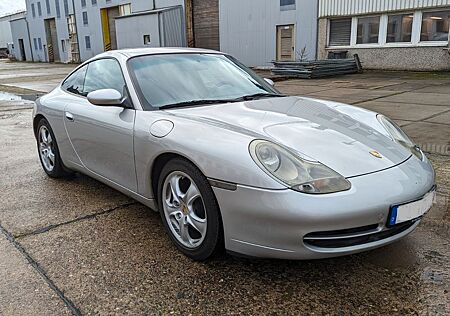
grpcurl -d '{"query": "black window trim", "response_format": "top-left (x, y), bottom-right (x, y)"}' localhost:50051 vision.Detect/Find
top-left (61, 56), bottom-right (134, 109)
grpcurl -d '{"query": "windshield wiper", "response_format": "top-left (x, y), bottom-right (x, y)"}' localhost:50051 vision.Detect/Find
top-left (236, 93), bottom-right (284, 101)
top-left (160, 93), bottom-right (284, 109)
top-left (160, 99), bottom-right (239, 109)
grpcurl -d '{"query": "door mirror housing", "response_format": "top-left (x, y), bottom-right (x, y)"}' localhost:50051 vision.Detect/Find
top-left (87, 89), bottom-right (124, 106)
top-left (264, 78), bottom-right (275, 86)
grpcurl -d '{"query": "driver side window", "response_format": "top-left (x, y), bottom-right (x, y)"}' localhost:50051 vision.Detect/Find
top-left (62, 65), bottom-right (87, 96)
top-left (82, 58), bottom-right (126, 95)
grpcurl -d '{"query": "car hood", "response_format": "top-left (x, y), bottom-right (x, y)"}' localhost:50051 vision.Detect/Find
top-left (165, 96), bottom-right (410, 178)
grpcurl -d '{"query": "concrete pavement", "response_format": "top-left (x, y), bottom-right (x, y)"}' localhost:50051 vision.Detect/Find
top-left (0, 60), bottom-right (449, 315)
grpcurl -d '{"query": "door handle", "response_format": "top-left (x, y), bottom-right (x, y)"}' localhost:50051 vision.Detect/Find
top-left (65, 112), bottom-right (74, 122)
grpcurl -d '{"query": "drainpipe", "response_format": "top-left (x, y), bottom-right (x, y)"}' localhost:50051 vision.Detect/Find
top-left (315, 0), bottom-right (319, 60)
top-left (153, 0), bottom-right (156, 10)
top-left (25, 19), bottom-right (34, 61)
top-left (71, 0), bottom-right (81, 62)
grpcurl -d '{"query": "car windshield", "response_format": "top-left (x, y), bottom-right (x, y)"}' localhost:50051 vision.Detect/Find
top-left (127, 53), bottom-right (280, 109)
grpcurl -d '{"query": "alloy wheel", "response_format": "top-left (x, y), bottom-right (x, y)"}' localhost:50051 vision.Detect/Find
top-left (38, 125), bottom-right (55, 172)
top-left (162, 171), bottom-right (207, 249)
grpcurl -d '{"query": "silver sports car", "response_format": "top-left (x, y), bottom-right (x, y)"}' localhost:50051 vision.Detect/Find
top-left (33, 48), bottom-right (435, 261)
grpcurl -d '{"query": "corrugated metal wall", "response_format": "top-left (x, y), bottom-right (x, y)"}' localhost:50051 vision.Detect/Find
top-left (160, 6), bottom-right (186, 47)
top-left (219, 0), bottom-right (318, 67)
top-left (319, 0), bottom-right (450, 17)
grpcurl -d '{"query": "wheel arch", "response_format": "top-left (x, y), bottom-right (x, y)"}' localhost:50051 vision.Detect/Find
top-left (150, 152), bottom-right (208, 205)
top-left (33, 114), bottom-right (47, 139)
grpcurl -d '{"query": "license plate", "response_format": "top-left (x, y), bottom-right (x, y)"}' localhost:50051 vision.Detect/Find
top-left (388, 191), bottom-right (435, 226)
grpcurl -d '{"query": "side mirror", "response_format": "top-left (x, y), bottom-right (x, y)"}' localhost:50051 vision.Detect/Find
top-left (264, 78), bottom-right (275, 86)
top-left (87, 89), bottom-right (123, 106)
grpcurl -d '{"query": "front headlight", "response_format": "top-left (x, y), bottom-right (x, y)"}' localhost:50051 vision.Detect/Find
top-left (377, 114), bottom-right (423, 159)
top-left (249, 140), bottom-right (351, 194)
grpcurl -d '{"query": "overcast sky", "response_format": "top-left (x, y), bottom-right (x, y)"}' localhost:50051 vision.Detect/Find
top-left (0, 0), bottom-right (26, 16)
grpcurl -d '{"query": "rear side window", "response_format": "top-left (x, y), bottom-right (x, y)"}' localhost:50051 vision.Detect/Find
top-left (82, 58), bottom-right (126, 95)
top-left (62, 65), bottom-right (87, 96)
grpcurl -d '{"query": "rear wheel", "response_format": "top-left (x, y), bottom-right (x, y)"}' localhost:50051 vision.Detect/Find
top-left (37, 118), bottom-right (73, 178)
top-left (157, 158), bottom-right (223, 261)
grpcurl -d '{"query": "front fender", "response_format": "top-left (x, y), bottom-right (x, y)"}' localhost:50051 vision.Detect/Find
top-left (134, 111), bottom-right (284, 199)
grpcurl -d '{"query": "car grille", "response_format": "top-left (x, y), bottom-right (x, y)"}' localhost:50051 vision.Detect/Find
top-left (303, 221), bottom-right (416, 249)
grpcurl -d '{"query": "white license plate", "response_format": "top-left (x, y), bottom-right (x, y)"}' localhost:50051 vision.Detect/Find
top-left (388, 191), bottom-right (435, 226)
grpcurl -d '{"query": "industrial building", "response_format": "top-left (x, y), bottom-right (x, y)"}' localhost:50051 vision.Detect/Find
top-left (9, 0), bottom-right (186, 63)
top-left (318, 0), bottom-right (450, 71)
top-left (0, 11), bottom-right (26, 57)
top-left (8, 0), bottom-right (320, 67)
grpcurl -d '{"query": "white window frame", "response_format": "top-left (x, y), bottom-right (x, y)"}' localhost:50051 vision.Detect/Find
top-left (417, 9), bottom-right (450, 47)
top-left (326, 9), bottom-right (449, 50)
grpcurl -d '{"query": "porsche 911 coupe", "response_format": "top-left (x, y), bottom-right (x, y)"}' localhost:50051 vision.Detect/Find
top-left (33, 48), bottom-right (435, 261)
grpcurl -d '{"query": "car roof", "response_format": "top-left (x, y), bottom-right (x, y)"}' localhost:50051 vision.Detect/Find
top-left (95, 47), bottom-right (222, 59)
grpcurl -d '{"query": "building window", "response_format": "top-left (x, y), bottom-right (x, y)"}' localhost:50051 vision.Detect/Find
top-left (82, 11), bottom-right (88, 25)
top-left (45, 0), bottom-right (50, 14)
top-left (33, 38), bottom-right (38, 50)
top-left (31, 3), bottom-right (36, 18)
top-left (387, 14), bottom-right (413, 43)
top-left (85, 36), bottom-right (91, 49)
top-left (81, 0), bottom-right (86, 8)
top-left (357, 16), bottom-right (380, 44)
top-left (55, 0), bottom-right (61, 18)
top-left (63, 0), bottom-right (69, 17)
top-left (91, 0), bottom-right (97, 5)
top-left (143, 34), bottom-right (151, 45)
top-left (38, 38), bottom-right (42, 50)
top-left (329, 18), bottom-right (351, 46)
top-left (37, 2), bottom-right (42, 16)
top-left (280, 0), bottom-right (295, 11)
top-left (421, 11), bottom-right (450, 42)
top-left (119, 3), bottom-right (131, 16)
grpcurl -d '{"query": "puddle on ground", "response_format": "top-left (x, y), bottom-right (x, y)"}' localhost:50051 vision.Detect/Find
top-left (0, 91), bottom-right (39, 101)
top-left (0, 91), bottom-right (22, 101)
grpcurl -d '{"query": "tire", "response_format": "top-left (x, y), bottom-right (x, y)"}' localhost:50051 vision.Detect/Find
top-left (157, 158), bottom-right (223, 261)
top-left (36, 118), bottom-right (73, 178)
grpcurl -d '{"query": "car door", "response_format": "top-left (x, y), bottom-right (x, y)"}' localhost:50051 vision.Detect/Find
top-left (64, 58), bottom-right (137, 191)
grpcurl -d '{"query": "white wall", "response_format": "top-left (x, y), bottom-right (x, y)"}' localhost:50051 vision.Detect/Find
top-left (10, 18), bottom-right (32, 60)
top-left (0, 12), bottom-right (25, 48)
top-left (73, 0), bottom-right (184, 61)
top-left (0, 20), bottom-right (13, 48)
top-left (116, 13), bottom-right (161, 49)
top-left (26, 0), bottom-right (73, 62)
top-left (219, 0), bottom-right (319, 67)
top-left (17, 0), bottom-right (184, 62)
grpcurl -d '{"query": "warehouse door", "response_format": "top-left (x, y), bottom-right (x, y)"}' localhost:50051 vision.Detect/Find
top-left (276, 25), bottom-right (295, 61)
top-left (18, 39), bottom-right (26, 61)
top-left (44, 18), bottom-right (60, 62)
top-left (190, 0), bottom-right (220, 50)
top-left (101, 7), bottom-right (120, 51)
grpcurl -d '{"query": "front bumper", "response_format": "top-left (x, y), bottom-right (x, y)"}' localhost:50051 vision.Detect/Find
top-left (212, 155), bottom-right (435, 260)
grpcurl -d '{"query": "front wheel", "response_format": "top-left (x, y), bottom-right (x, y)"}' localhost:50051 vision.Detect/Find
top-left (157, 158), bottom-right (223, 261)
top-left (36, 118), bottom-right (73, 178)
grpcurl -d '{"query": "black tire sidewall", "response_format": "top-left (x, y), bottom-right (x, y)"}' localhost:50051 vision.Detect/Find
top-left (157, 158), bottom-right (223, 261)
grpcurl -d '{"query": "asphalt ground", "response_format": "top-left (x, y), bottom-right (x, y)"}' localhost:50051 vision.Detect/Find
top-left (0, 60), bottom-right (449, 315)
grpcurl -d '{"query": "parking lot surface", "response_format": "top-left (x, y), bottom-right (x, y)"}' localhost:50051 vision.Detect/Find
top-left (0, 60), bottom-right (449, 315)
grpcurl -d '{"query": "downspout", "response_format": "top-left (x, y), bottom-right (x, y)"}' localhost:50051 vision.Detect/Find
top-left (25, 19), bottom-right (34, 61)
top-left (153, 0), bottom-right (156, 10)
top-left (71, 0), bottom-right (81, 62)
top-left (315, 0), bottom-right (319, 60)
